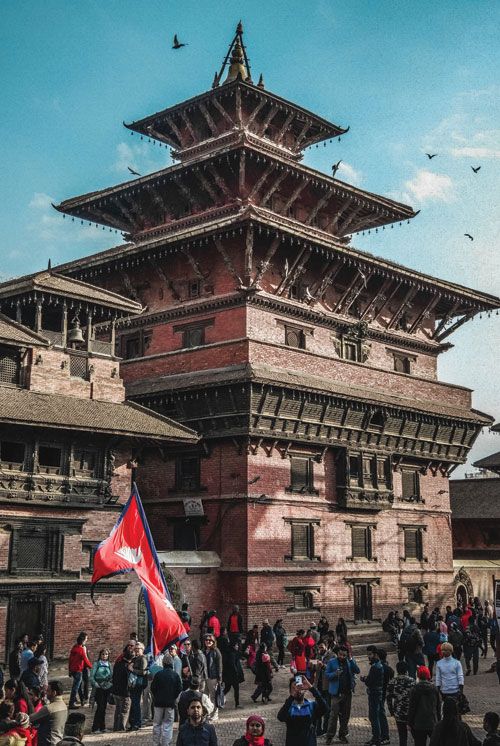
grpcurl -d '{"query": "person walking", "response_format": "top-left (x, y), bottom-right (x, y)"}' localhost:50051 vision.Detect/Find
top-left (407, 666), bottom-right (441, 746)
top-left (428, 696), bottom-right (480, 746)
top-left (423, 624), bottom-right (441, 677)
top-left (89, 648), bottom-right (113, 733)
top-left (448, 624), bottom-right (464, 661)
top-left (325, 645), bottom-right (359, 745)
top-left (277, 676), bottom-right (327, 746)
top-left (463, 617), bottom-right (482, 675)
top-left (387, 660), bottom-right (415, 746)
top-left (111, 646), bottom-right (133, 732)
top-left (222, 639), bottom-right (245, 709)
top-left (202, 635), bottom-right (222, 721)
top-left (151, 653), bottom-right (182, 746)
top-left (360, 646), bottom-right (385, 746)
top-left (68, 634), bottom-right (91, 710)
top-left (232, 714), bottom-right (272, 746)
top-left (273, 620), bottom-right (287, 667)
top-left (175, 695), bottom-right (218, 746)
top-left (435, 642), bottom-right (464, 700)
top-left (251, 644), bottom-right (273, 704)
top-left (29, 680), bottom-right (67, 746)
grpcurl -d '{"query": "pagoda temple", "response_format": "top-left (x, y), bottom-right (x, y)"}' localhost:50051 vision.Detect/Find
top-left (53, 23), bottom-right (500, 626)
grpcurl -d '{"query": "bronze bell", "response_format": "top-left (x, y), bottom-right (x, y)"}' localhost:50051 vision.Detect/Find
top-left (67, 318), bottom-right (84, 345)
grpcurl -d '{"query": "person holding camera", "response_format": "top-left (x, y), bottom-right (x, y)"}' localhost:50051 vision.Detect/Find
top-left (277, 675), bottom-right (327, 746)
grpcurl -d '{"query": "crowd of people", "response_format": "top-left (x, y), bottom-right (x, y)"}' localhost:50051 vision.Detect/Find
top-left (0, 597), bottom-right (498, 746)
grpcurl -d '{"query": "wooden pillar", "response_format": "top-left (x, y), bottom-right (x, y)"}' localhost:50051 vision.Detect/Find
top-left (61, 303), bottom-right (68, 347)
top-left (16, 302), bottom-right (22, 324)
top-left (110, 317), bottom-right (117, 355)
top-left (35, 301), bottom-right (42, 333)
top-left (86, 310), bottom-right (93, 352)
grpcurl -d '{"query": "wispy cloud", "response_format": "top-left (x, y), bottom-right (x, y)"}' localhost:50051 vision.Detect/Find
top-left (28, 191), bottom-right (112, 245)
top-left (402, 169), bottom-right (455, 204)
top-left (337, 161), bottom-right (363, 185)
top-left (29, 192), bottom-right (54, 209)
top-left (112, 140), bottom-right (168, 176)
top-left (451, 146), bottom-right (500, 159)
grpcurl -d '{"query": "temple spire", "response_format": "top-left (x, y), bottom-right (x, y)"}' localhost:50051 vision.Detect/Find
top-left (213, 21), bottom-right (252, 87)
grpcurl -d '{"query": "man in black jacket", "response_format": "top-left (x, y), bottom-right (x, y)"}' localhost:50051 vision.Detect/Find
top-left (360, 647), bottom-right (385, 746)
top-left (277, 675), bottom-right (327, 746)
top-left (176, 695), bottom-right (218, 746)
top-left (151, 653), bottom-right (182, 746)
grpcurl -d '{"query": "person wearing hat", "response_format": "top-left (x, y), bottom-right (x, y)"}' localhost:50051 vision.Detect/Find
top-left (407, 666), bottom-right (441, 746)
top-left (232, 714), bottom-right (272, 746)
top-left (151, 653), bottom-right (182, 746)
top-left (176, 694), bottom-right (218, 746)
top-left (434, 642), bottom-right (464, 700)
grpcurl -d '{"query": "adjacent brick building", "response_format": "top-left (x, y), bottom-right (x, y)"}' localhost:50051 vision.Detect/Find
top-left (0, 271), bottom-right (197, 661)
top-left (50, 23), bottom-right (499, 630)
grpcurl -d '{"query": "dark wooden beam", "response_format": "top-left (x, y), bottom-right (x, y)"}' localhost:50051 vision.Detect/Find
top-left (308, 259), bottom-right (344, 304)
top-left (372, 280), bottom-right (403, 323)
top-left (359, 278), bottom-right (392, 321)
top-left (276, 110), bottom-right (295, 144)
top-left (92, 207), bottom-right (127, 232)
top-left (333, 272), bottom-right (364, 313)
top-left (387, 286), bottom-right (418, 329)
top-left (213, 237), bottom-right (243, 286)
top-left (251, 236), bottom-right (281, 288)
top-left (239, 150), bottom-right (246, 198)
top-left (164, 114), bottom-right (187, 148)
top-left (436, 311), bottom-right (475, 342)
top-left (432, 300), bottom-right (460, 339)
top-left (408, 294), bottom-right (441, 334)
top-left (277, 247), bottom-right (312, 296)
top-left (174, 177), bottom-right (201, 211)
top-left (244, 225), bottom-right (254, 285)
top-left (343, 271), bottom-right (374, 314)
top-left (179, 110), bottom-right (197, 144)
top-left (207, 165), bottom-right (232, 199)
top-left (258, 104), bottom-right (280, 136)
top-left (148, 258), bottom-right (181, 301)
top-left (260, 170), bottom-right (288, 207)
top-left (248, 162), bottom-right (275, 201)
top-left (212, 97), bottom-right (235, 127)
top-left (295, 120), bottom-right (311, 148)
top-left (235, 86), bottom-right (242, 126)
top-left (194, 169), bottom-right (220, 205)
top-left (198, 102), bottom-right (218, 137)
top-left (280, 178), bottom-right (309, 215)
top-left (181, 247), bottom-right (205, 280)
top-left (306, 189), bottom-right (335, 226)
top-left (324, 198), bottom-right (352, 233)
top-left (338, 206), bottom-right (364, 236)
top-left (246, 99), bottom-right (267, 128)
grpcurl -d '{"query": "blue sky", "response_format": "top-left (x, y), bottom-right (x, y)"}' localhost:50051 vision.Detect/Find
top-left (1, 0), bottom-right (499, 473)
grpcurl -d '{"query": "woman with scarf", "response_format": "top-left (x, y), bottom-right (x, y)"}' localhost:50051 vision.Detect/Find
top-left (90, 648), bottom-right (113, 733)
top-left (232, 714), bottom-right (273, 746)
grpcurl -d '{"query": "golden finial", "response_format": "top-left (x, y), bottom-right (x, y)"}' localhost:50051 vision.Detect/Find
top-left (214, 21), bottom-right (252, 87)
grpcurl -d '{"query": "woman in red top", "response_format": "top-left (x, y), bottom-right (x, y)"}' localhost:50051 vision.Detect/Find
top-left (287, 630), bottom-right (307, 674)
top-left (68, 632), bottom-right (92, 709)
top-left (207, 610), bottom-right (221, 639)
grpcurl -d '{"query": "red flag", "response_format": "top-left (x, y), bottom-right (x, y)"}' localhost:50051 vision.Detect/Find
top-left (92, 483), bottom-right (186, 653)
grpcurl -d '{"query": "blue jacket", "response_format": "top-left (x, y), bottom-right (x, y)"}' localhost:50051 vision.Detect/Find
top-left (325, 657), bottom-right (360, 696)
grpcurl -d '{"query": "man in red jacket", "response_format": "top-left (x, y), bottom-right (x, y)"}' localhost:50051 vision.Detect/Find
top-left (68, 632), bottom-right (92, 709)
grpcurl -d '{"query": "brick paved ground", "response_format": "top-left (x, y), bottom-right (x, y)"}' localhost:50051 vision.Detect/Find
top-left (81, 652), bottom-right (498, 745)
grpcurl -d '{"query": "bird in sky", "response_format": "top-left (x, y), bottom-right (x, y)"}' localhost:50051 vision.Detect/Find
top-left (248, 475), bottom-right (261, 485)
top-left (127, 166), bottom-right (141, 176)
top-left (332, 160), bottom-right (342, 177)
top-left (464, 233), bottom-right (474, 241)
top-left (425, 153), bottom-right (438, 159)
top-left (471, 166), bottom-right (481, 173)
top-left (172, 34), bottom-right (187, 49)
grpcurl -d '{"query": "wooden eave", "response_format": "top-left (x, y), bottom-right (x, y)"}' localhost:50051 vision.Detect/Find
top-left (54, 142), bottom-right (415, 238)
top-left (124, 79), bottom-right (347, 152)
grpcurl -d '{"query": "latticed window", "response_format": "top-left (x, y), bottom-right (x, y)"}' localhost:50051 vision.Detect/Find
top-left (69, 353), bottom-right (88, 379)
top-left (73, 448), bottom-right (97, 477)
top-left (0, 345), bottom-right (21, 384)
top-left (11, 528), bottom-right (63, 573)
top-left (291, 523), bottom-right (314, 560)
top-left (176, 456), bottom-right (200, 491)
top-left (404, 528), bottom-right (423, 560)
top-left (17, 533), bottom-right (48, 570)
top-left (351, 525), bottom-right (373, 560)
top-left (401, 469), bottom-right (420, 501)
top-left (289, 456), bottom-right (316, 493)
top-left (285, 326), bottom-right (306, 349)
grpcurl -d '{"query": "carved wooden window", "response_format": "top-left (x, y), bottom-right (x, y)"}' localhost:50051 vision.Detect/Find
top-left (175, 456), bottom-right (201, 492)
top-left (292, 590), bottom-right (314, 610)
top-left (349, 454), bottom-right (361, 486)
top-left (404, 528), bottom-right (423, 560)
top-left (122, 330), bottom-right (152, 360)
top-left (183, 327), bottom-right (205, 348)
top-left (343, 340), bottom-right (359, 361)
top-left (290, 523), bottom-right (315, 560)
top-left (0, 345), bottom-right (21, 385)
top-left (401, 469), bottom-right (420, 501)
top-left (362, 455), bottom-right (377, 488)
top-left (188, 279), bottom-right (201, 299)
top-left (394, 354), bottom-right (412, 374)
top-left (69, 353), bottom-right (88, 379)
top-left (368, 410), bottom-right (385, 430)
top-left (289, 456), bottom-right (317, 494)
top-left (351, 525), bottom-right (373, 560)
top-left (82, 541), bottom-right (99, 573)
top-left (72, 448), bottom-right (97, 478)
top-left (0, 441), bottom-right (26, 470)
top-left (11, 527), bottom-right (63, 574)
top-left (285, 326), bottom-right (306, 350)
top-left (38, 445), bottom-right (62, 475)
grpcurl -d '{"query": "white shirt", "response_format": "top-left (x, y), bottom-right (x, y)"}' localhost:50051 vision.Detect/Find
top-left (435, 655), bottom-right (464, 693)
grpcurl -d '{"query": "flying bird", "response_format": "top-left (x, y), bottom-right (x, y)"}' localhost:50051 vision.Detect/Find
top-left (332, 160), bottom-right (342, 177)
top-left (464, 233), bottom-right (474, 241)
top-left (248, 475), bottom-right (261, 485)
top-left (471, 166), bottom-right (481, 173)
top-left (128, 166), bottom-right (141, 176)
top-left (425, 153), bottom-right (438, 159)
top-left (172, 34), bottom-right (187, 49)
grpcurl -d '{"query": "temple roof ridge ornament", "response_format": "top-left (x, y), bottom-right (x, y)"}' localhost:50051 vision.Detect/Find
top-left (214, 21), bottom-right (252, 87)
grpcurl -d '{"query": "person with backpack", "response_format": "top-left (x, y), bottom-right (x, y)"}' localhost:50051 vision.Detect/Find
top-left (463, 617), bottom-right (482, 675)
top-left (89, 648), bottom-right (113, 733)
top-left (387, 660), bottom-right (415, 746)
top-left (407, 666), bottom-right (441, 746)
top-left (423, 624), bottom-right (442, 677)
top-left (277, 676), bottom-right (326, 746)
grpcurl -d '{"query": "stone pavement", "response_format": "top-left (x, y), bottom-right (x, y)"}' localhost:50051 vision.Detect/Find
top-left (82, 652), bottom-right (499, 745)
